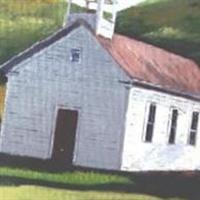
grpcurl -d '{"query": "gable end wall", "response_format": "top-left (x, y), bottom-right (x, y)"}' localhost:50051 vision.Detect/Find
top-left (0, 26), bottom-right (130, 170)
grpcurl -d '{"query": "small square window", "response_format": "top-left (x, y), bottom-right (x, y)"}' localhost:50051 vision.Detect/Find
top-left (70, 48), bottom-right (81, 63)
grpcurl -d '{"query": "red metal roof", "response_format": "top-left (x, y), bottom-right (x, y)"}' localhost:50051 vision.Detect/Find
top-left (98, 34), bottom-right (200, 96)
top-left (1, 19), bottom-right (199, 98)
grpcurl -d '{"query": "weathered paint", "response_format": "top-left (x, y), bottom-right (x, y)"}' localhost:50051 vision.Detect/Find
top-left (121, 86), bottom-right (200, 171)
top-left (0, 25), bottom-right (129, 170)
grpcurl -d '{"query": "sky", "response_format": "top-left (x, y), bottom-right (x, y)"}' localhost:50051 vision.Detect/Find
top-left (116, 0), bottom-right (146, 10)
top-left (69, 0), bottom-right (146, 11)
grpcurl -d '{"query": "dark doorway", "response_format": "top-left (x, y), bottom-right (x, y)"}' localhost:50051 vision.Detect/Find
top-left (52, 109), bottom-right (78, 165)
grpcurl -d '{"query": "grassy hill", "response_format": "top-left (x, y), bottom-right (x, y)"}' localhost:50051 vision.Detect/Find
top-left (116, 0), bottom-right (200, 64)
top-left (0, 0), bottom-right (200, 64)
top-left (0, 0), bottom-right (199, 66)
top-left (0, 0), bottom-right (66, 65)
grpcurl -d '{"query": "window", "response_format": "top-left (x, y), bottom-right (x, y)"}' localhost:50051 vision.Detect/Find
top-left (168, 109), bottom-right (178, 144)
top-left (70, 48), bottom-right (81, 63)
top-left (144, 104), bottom-right (156, 142)
top-left (188, 112), bottom-right (199, 145)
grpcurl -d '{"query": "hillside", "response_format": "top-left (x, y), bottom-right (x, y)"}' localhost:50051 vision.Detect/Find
top-left (0, 0), bottom-right (199, 66)
top-left (116, 0), bottom-right (200, 64)
top-left (0, 0), bottom-right (66, 66)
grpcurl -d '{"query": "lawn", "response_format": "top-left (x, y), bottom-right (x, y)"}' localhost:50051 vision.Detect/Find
top-left (0, 186), bottom-right (174, 200)
top-left (0, 163), bottom-right (194, 200)
top-left (0, 155), bottom-right (199, 200)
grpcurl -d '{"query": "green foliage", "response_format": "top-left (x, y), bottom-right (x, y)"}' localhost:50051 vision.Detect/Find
top-left (0, 0), bottom-right (199, 65)
top-left (0, 0), bottom-right (66, 65)
top-left (116, 0), bottom-right (200, 65)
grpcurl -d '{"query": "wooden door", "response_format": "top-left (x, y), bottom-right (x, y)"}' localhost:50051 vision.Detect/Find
top-left (52, 109), bottom-right (78, 165)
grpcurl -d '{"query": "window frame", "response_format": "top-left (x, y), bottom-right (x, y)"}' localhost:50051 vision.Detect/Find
top-left (143, 102), bottom-right (157, 143)
top-left (70, 48), bottom-right (82, 63)
top-left (168, 108), bottom-right (179, 145)
top-left (188, 111), bottom-right (199, 146)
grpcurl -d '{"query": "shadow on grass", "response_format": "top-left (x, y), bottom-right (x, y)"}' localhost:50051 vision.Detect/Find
top-left (1, 173), bottom-right (200, 200)
top-left (0, 154), bottom-right (200, 200)
top-left (0, 153), bottom-right (72, 172)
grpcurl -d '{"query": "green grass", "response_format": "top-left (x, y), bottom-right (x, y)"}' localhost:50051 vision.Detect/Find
top-left (0, 0), bottom-right (67, 65)
top-left (0, 157), bottom-right (199, 200)
top-left (0, 186), bottom-right (177, 200)
top-left (0, 166), bottom-right (129, 186)
top-left (0, 164), bottom-right (191, 200)
top-left (116, 0), bottom-right (200, 64)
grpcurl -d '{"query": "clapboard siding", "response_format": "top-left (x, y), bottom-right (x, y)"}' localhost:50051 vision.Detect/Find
top-left (0, 26), bottom-right (130, 170)
top-left (121, 87), bottom-right (200, 171)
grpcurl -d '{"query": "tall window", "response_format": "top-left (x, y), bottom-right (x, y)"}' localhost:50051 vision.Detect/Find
top-left (188, 112), bottom-right (199, 145)
top-left (168, 109), bottom-right (178, 144)
top-left (144, 104), bottom-right (156, 142)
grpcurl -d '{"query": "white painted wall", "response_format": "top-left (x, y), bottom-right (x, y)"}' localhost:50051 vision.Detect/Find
top-left (0, 25), bottom-right (130, 171)
top-left (121, 87), bottom-right (200, 171)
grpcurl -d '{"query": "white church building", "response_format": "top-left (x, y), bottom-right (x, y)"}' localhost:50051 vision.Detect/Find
top-left (0, 0), bottom-right (200, 172)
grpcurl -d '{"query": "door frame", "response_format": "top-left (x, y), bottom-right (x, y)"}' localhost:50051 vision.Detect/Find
top-left (48, 105), bottom-right (82, 164)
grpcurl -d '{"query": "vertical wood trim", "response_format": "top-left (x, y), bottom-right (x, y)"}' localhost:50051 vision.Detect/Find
top-left (0, 81), bottom-right (9, 151)
top-left (118, 86), bottom-right (131, 169)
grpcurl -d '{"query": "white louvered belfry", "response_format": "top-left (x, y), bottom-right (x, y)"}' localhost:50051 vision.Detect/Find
top-left (65, 0), bottom-right (118, 39)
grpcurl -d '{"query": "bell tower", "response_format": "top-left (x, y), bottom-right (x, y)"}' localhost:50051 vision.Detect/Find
top-left (64, 0), bottom-right (118, 39)
top-left (96, 0), bottom-right (117, 39)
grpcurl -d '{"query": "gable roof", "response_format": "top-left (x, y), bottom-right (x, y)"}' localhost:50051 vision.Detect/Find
top-left (98, 35), bottom-right (200, 97)
top-left (0, 19), bottom-right (200, 100)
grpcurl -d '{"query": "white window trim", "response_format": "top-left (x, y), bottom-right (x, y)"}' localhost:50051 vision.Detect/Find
top-left (187, 111), bottom-right (200, 146)
top-left (167, 106), bottom-right (179, 145)
top-left (142, 102), bottom-right (156, 143)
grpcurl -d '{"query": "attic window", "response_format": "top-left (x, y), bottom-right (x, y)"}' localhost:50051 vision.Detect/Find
top-left (70, 48), bottom-right (81, 63)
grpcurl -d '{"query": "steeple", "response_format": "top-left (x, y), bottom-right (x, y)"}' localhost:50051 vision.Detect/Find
top-left (64, 0), bottom-right (118, 39)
